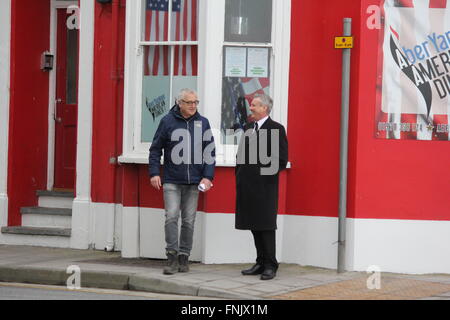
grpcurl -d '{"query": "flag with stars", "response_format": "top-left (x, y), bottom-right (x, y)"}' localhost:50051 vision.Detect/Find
top-left (221, 77), bottom-right (271, 141)
top-left (144, 0), bottom-right (198, 76)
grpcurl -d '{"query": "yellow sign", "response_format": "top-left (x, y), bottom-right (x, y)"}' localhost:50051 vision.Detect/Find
top-left (335, 36), bottom-right (353, 49)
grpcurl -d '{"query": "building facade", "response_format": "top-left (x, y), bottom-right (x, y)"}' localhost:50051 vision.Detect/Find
top-left (1, 0), bottom-right (449, 274)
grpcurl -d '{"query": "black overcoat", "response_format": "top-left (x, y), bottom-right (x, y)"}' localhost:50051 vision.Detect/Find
top-left (235, 117), bottom-right (288, 231)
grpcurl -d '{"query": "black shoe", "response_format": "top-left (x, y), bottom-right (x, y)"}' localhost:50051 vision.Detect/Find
top-left (260, 268), bottom-right (277, 280)
top-left (241, 264), bottom-right (264, 276)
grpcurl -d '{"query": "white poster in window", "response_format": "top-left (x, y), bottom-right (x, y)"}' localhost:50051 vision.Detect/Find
top-left (247, 48), bottom-right (269, 78)
top-left (225, 47), bottom-right (247, 77)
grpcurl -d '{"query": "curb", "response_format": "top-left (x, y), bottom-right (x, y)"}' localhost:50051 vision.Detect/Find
top-left (0, 266), bottom-right (254, 299)
top-left (128, 274), bottom-right (257, 300)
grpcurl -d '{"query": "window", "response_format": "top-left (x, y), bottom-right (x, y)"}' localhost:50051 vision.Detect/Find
top-left (120, 0), bottom-right (291, 165)
top-left (221, 0), bottom-right (272, 145)
top-left (140, 0), bottom-right (199, 143)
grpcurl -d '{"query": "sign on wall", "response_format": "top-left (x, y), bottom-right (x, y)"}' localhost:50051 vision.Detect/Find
top-left (376, 0), bottom-right (450, 141)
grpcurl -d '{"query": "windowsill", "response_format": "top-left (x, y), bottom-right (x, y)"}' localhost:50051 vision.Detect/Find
top-left (118, 153), bottom-right (291, 168)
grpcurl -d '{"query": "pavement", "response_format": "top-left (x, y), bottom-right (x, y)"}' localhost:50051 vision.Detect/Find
top-left (1, 244), bottom-right (450, 300)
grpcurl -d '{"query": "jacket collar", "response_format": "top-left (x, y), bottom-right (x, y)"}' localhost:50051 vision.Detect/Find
top-left (170, 104), bottom-right (200, 121)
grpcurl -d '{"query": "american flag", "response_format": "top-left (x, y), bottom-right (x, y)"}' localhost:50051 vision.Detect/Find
top-left (221, 77), bottom-right (271, 135)
top-left (376, 0), bottom-right (450, 141)
top-left (144, 0), bottom-right (198, 76)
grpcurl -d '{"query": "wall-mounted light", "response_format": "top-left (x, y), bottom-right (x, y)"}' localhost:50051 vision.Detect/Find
top-left (40, 51), bottom-right (54, 71)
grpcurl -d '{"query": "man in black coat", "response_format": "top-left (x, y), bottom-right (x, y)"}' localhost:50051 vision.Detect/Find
top-left (235, 94), bottom-right (288, 280)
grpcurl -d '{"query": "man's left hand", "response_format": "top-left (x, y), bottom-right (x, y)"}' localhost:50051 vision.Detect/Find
top-left (200, 178), bottom-right (213, 192)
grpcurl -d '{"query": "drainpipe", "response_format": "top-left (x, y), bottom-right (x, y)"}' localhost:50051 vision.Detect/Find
top-left (105, 0), bottom-right (121, 252)
top-left (337, 18), bottom-right (352, 273)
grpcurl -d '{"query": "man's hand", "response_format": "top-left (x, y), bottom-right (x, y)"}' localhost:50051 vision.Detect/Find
top-left (200, 178), bottom-right (213, 192)
top-left (150, 176), bottom-right (162, 190)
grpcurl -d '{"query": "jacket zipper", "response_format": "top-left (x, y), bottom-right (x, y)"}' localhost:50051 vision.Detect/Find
top-left (186, 119), bottom-right (191, 184)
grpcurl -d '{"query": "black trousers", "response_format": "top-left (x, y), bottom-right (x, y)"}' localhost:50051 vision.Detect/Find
top-left (251, 230), bottom-right (278, 270)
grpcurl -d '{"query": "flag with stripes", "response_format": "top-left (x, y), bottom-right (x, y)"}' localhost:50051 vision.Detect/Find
top-left (221, 77), bottom-right (270, 135)
top-left (376, 0), bottom-right (450, 141)
top-left (144, 0), bottom-right (198, 76)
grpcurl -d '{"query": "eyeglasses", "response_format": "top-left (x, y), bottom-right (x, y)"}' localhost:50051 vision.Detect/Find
top-left (180, 100), bottom-right (200, 106)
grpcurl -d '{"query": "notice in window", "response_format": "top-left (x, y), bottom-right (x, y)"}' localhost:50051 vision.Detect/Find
top-left (247, 47), bottom-right (269, 78)
top-left (225, 47), bottom-right (247, 77)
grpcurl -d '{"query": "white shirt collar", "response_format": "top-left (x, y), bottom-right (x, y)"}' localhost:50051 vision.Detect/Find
top-left (256, 115), bottom-right (269, 129)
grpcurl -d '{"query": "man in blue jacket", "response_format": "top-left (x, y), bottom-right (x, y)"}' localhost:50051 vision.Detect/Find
top-left (149, 88), bottom-right (215, 275)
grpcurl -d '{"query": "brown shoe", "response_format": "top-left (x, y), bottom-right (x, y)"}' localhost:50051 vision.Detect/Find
top-left (163, 251), bottom-right (178, 275)
top-left (178, 254), bottom-right (190, 272)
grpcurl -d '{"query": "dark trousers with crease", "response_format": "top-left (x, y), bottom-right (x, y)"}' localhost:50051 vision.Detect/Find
top-left (251, 230), bottom-right (278, 270)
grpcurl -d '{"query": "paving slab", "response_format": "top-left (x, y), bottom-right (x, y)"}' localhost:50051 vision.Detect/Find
top-left (1, 245), bottom-right (450, 300)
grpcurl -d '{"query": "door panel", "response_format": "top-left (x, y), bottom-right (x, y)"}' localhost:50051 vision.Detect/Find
top-left (54, 9), bottom-right (78, 190)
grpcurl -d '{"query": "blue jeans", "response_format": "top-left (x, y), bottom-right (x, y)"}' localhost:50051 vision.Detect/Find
top-left (163, 183), bottom-right (200, 256)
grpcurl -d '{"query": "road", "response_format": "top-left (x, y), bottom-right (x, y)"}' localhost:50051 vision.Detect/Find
top-left (0, 282), bottom-right (211, 300)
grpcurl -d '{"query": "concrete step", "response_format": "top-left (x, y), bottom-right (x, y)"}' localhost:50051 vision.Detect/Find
top-left (36, 190), bottom-right (74, 209)
top-left (21, 207), bottom-right (72, 228)
top-left (1, 226), bottom-right (71, 237)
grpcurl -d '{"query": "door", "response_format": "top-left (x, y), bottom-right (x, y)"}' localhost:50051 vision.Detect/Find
top-left (54, 9), bottom-right (78, 190)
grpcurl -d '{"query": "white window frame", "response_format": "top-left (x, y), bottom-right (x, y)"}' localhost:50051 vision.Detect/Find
top-left (119, 0), bottom-right (291, 165)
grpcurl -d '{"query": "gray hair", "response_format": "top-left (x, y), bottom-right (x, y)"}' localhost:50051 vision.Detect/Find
top-left (254, 93), bottom-right (273, 114)
top-left (177, 88), bottom-right (198, 102)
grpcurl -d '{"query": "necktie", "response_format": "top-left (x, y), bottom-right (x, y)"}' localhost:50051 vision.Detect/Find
top-left (254, 122), bottom-right (259, 133)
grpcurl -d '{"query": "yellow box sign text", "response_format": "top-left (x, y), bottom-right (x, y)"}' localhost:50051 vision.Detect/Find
top-left (335, 36), bottom-right (353, 49)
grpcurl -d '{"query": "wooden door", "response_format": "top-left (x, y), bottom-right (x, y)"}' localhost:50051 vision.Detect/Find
top-left (54, 9), bottom-right (78, 190)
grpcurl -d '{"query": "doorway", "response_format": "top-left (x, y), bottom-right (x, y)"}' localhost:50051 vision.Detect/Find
top-left (52, 7), bottom-right (79, 191)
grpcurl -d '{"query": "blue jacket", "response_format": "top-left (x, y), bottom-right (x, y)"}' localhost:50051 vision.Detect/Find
top-left (149, 105), bottom-right (216, 185)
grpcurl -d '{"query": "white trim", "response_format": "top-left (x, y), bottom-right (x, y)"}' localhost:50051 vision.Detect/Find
top-left (0, 0), bottom-right (11, 228)
top-left (121, 206), bottom-right (140, 258)
top-left (122, 0), bottom-right (141, 162)
top-left (120, 0), bottom-right (291, 165)
top-left (282, 215), bottom-right (339, 270)
top-left (138, 208), bottom-right (204, 262)
top-left (47, 1), bottom-right (78, 190)
top-left (71, 0), bottom-right (94, 249)
top-left (346, 218), bottom-right (450, 274)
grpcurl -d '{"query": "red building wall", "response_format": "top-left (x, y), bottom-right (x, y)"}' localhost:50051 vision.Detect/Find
top-left (91, 0), bottom-right (125, 205)
top-left (91, 0), bottom-right (361, 218)
top-left (7, 0), bottom-right (51, 226)
top-left (350, 0), bottom-right (450, 221)
top-left (90, 0), bottom-right (450, 223)
top-left (286, 0), bottom-right (362, 218)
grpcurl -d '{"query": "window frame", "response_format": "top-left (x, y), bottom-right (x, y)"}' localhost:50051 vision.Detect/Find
top-left (119, 0), bottom-right (291, 165)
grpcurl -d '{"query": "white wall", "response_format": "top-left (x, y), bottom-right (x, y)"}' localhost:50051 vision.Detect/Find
top-left (93, 203), bottom-right (450, 275)
top-left (71, 0), bottom-right (95, 249)
top-left (347, 218), bottom-right (450, 274)
top-left (281, 215), bottom-right (339, 270)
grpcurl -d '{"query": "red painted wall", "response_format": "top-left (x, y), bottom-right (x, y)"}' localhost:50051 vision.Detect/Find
top-left (349, 0), bottom-right (450, 221)
top-left (91, 0), bottom-right (125, 205)
top-left (7, 0), bottom-right (51, 226)
top-left (93, 0), bottom-right (450, 222)
top-left (286, 0), bottom-right (362, 218)
top-left (97, 0), bottom-right (354, 217)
